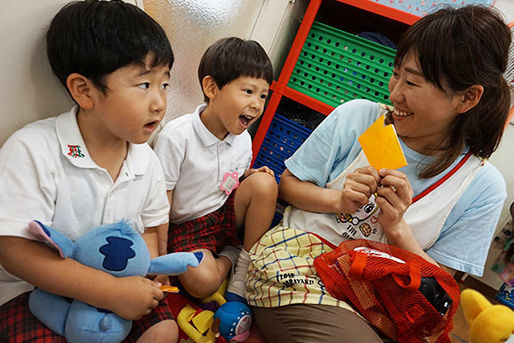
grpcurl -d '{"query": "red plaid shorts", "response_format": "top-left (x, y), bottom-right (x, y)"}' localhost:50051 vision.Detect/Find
top-left (168, 193), bottom-right (242, 255)
top-left (0, 292), bottom-right (173, 343)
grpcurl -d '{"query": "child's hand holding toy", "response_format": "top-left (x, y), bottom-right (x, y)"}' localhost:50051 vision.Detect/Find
top-left (109, 275), bottom-right (166, 321)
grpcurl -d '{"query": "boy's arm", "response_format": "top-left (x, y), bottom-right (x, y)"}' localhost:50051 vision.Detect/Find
top-left (143, 221), bottom-right (170, 285)
top-left (157, 223), bottom-right (169, 257)
top-left (142, 225), bottom-right (163, 259)
top-left (139, 189), bottom-right (173, 284)
top-left (141, 150), bottom-right (172, 257)
top-left (0, 236), bottom-right (163, 320)
top-left (154, 189), bottom-right (174, 256)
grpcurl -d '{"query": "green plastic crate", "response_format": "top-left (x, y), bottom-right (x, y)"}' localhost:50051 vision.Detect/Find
top-left (288, 21), bottom-right (396, 107)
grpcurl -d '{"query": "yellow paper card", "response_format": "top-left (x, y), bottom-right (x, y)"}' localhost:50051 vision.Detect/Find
top-left (160, 285), bottom-right (179, 293)
top-left (358, 114), bottom-right (407, 170)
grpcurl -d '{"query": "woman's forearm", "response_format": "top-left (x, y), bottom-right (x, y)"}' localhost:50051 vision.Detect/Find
top-left (279, 169), bottom-right (341, 213)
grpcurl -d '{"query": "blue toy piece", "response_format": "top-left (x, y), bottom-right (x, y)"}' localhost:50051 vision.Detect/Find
top-left (214, 301), bottom-right (252, 342)
top-left (27, 220), bottom-right (204, 343)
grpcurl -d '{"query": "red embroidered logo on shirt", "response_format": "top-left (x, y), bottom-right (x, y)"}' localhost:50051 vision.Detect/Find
top-left (67, 145), bottom-right (85, 158)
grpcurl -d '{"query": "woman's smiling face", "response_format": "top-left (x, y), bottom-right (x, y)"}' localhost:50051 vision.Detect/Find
top-left (388, 51), bottom-right (465, 155)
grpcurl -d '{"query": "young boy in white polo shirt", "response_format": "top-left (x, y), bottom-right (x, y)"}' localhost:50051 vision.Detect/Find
top-left (0, 1), bottom-right (180, 342)
top-left (154, 37), bottom-right (278, 302)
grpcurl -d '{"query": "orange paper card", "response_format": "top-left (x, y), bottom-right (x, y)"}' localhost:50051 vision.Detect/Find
top-left (358, 114), bottom-right (407, 170)
top-left (160, 285), bottom-right (179, 293)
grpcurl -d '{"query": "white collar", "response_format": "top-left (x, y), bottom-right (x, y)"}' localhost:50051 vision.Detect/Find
top-left (191, 104), bottom-right (236, 147)
top-left (55, 106), bottom-right (149, 175)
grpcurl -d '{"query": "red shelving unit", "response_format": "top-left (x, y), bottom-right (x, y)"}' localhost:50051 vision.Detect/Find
top-left (270, 81), bottom-right (334, 116)
top-left (251, 0), bottom-right (420, 165)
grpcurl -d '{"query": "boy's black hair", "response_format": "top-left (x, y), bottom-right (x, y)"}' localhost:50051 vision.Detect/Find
top-left (198, 37), bottom-right (273, 102)
top-left (46, 0), bottom-right (174, 94)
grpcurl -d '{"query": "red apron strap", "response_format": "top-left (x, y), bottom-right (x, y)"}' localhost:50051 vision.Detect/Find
top-left (412, 152), bottom-right (473, 204)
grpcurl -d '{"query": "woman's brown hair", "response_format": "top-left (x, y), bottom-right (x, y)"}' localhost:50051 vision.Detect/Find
top-left (394, 5), bottom-right (511, 178)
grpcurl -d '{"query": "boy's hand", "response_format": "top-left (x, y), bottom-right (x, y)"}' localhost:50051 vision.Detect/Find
top-left (375, 168), bottom-right (413, 231)
top-left (152, 274), bottom-right (170, 286)
top-left (108, 276), bottom-right (164, 320)
top-left (245, 166), bottom-right (275, 178)
top-left (339, 166), bottom-right (380, 214)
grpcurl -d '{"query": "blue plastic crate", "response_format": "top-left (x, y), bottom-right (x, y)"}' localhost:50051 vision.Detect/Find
top-left (270, 211), bottom-right (283, 228)
top-left (253, 113), bottom-right (313, 184)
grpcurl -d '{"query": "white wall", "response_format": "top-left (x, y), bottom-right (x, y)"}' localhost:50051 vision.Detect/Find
top-left (140, 0), bottom-right (268, 124)
top-left (0, 0), bottom-right (72, 147)
top-left (479, 124), bottom-right (514, 288)
top-left (473, 0), bottom-right (514, 289)
top-left (495, 0), bottom-right (514, 24)
top-left (0, 0), bottom-right (137, 147)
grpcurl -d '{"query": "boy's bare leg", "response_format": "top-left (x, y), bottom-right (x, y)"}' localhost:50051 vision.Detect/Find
top-left (227, 172), bottom-right (278, 300)
top-left (137, 320), bottom-right (179, 343)
top-left (177, 249), bottom-right (231, 299)
top-left (235, 172), bottom-right (278, 251)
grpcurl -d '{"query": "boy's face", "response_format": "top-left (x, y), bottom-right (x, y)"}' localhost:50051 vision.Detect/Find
top-left (208, 76), bottom-right (269, 137)
top-left (91, 54), bottom-right (170, 144)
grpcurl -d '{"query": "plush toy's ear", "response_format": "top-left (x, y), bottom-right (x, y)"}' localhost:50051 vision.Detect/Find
top-left (462, 289), bottom-right (514, 343)
top-left (460, 289), bottom-right (492, 326)
top-left (470, 305), bottom-right (514, 343)
top-left (28, 221), bottom-right (75, 258)
top-left (149, 251), bottom-right (204, 275)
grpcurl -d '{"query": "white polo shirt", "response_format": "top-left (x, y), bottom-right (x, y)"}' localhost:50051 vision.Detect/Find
top-left (0, 106), bottom-right (169, 306)
top-left (154, 104), bottom-right (252, 224)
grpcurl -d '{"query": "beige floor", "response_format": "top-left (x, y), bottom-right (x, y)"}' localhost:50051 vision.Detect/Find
top-left (451, 302), bottom-right (470, 343)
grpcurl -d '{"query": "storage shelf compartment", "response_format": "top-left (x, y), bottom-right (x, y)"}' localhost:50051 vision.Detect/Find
top-left (252, 100), bottom-right (324, 183)
top-left (288, 21), bottom-right (396, 108)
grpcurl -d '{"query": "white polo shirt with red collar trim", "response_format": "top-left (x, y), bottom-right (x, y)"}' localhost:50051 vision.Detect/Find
top-left (154, 104), bottom-right (252, 224)
top-left (0, 106), bottom-right (169, 306)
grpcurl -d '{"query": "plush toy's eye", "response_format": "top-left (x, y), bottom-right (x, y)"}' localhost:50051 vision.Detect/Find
top-left (99, 237), bottom-right (136, 271)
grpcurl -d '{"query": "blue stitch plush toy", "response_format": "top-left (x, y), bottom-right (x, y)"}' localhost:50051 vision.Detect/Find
top-left (27, 220), bottom-right (204, 343)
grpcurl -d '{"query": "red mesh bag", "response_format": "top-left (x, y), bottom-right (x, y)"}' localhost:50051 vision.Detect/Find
top-left (313, 239), bottom-right (460, 343)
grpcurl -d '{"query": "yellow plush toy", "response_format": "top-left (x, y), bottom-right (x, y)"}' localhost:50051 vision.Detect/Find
top-left (460, 289), bottom-right (514, 343)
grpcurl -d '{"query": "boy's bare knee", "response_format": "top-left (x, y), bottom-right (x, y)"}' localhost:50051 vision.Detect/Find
top-left (245, 172), bottom-right (278, 198)
top-left (186, 280), bottom-right (219, 298)
top-left (136, 319), bottom-right (178, 343)
top-left (179, 268), bottom-right (222, 298)
top-left (193, 282), bottom-right (217, 298)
